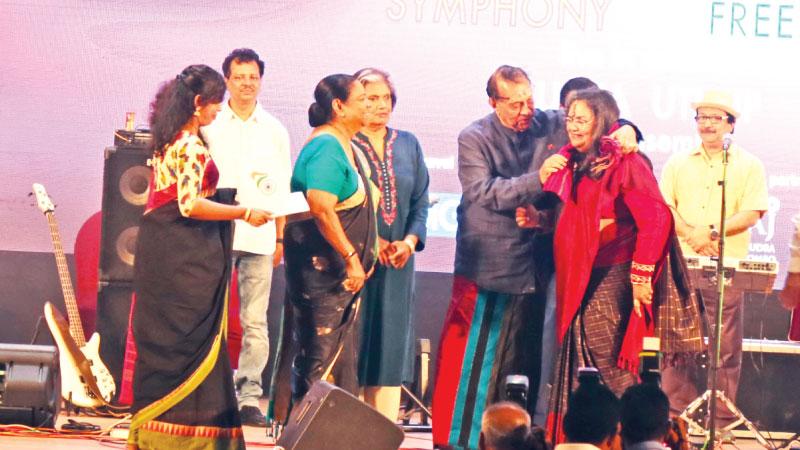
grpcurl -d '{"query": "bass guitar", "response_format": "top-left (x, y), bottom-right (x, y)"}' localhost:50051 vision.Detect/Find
top-left (33, 183), bottom-right (116, 408)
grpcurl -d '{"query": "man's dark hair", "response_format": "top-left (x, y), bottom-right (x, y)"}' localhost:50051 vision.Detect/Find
top-left (559, 77), bottom-right (598, 107)
top-left (620, 384), bottom-right (670, 444)
top-left (486, 65), bottom-right (530, 99)
top-left (222, 48), bottom-right (265, 78)
top-left (563, 382), bottom-right (620, 445)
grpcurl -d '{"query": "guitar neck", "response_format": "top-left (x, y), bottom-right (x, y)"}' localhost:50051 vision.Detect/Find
top-left (45, 212), bottom-right (86, 346)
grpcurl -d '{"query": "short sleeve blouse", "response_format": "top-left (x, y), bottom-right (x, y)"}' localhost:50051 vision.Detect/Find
top-left (291, 134), bottom-right (358, 202)
top-left (148, 131), bottom-right (218, 216)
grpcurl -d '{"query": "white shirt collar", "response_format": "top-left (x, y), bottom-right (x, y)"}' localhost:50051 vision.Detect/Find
top-left (221, 100), bottom-right (265, 124)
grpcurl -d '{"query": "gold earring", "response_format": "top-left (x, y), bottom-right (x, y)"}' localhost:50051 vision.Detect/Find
top-left (193, 109), bottom-right (201, 117)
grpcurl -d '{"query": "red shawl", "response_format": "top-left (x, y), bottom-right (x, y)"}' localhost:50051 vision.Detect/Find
top-left (544, 137), bottom-right (673, 373)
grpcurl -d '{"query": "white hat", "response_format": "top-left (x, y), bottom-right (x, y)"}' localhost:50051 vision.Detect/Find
top-left (691, 90), bottom-right (739, 118)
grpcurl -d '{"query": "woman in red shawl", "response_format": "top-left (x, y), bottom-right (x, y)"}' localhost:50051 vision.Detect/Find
top-left (518, 89), bottom-right (703, 443)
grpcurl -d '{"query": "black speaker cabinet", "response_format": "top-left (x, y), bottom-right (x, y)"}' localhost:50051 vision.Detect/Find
top-left (737, 339), bottom-right (800, 433)
top-left (278, 381), bottom-right (404, 450)
top-left (96, 281), bottom-right (134, 398)
top-left (0, 344), bottom-right (60, 428)
top-left (743, 292), bottom-right (791, 340)
top-left (99, 145), bottom-right (150, 282)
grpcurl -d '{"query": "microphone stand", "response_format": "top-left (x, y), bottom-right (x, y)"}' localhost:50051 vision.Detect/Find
top-left (680, 139), bottom-right (773, 450)
top-left (704, 139), bottom-right (729, 450)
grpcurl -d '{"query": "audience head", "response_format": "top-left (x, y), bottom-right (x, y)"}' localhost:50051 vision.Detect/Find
top-left (559, 77), bottom-right (598, 108)
top-left (479, 402), bottom-right (538, 450)
top-left (486, 65), bottom-right (534, 132)
top-left (149, 64), bottom-right (225, 153)
top-left (620, 384), bottom-right (671, 445)
top-left (308, 74), bottom-right (366, 133)
top-left (565, 88), bottom-right (620, 155)
top-left (563, 382), bottom-right (620, 449)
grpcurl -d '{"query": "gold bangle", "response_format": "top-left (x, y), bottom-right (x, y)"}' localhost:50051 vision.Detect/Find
top-left (344, 250), bottom-right (357, 260)
top-left (243, 208), bottom-right (252, 221)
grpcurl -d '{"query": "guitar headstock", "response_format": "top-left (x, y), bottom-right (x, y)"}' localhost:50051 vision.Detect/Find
top-left (32, 183), bottom-right (55, 214)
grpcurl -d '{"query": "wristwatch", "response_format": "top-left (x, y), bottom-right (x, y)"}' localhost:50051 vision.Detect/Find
top-left (709, 225), bottom-right (720, 241)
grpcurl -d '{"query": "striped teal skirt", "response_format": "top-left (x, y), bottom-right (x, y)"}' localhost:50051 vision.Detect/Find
top-left (432, 275), bottom-right (546, 450)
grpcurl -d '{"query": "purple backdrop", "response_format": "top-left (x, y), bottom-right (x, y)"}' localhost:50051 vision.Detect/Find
top-left (2, 0), bottom-right (797, 284)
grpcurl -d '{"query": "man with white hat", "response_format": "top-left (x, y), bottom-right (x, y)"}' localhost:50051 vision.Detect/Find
top-left (658, 90), bottom-right (768, 424)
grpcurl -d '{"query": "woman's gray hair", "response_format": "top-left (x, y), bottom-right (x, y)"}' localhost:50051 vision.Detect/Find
top-left (353, 67), bottom-right (397, 108)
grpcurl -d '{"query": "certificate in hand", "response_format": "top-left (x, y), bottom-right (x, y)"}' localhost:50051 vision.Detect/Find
top-left (271, 191), bottom-right (310, 218)
top-left (251, 172), bottom-right (309, 218)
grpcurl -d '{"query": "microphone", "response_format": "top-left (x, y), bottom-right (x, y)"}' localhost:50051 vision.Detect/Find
top-left (722, 134), bottom-right (732, 151)
top-left (722, 133), bottom-right (732, 164)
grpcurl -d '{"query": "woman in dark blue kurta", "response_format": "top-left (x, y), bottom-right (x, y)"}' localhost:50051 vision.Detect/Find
top-left (352, 68), bottom-right (430, 420)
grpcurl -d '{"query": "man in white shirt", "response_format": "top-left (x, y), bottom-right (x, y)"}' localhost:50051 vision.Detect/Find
top-left (202, 48), bottom-right (291, 427)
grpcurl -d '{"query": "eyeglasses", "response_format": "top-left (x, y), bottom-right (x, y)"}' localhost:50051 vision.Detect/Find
top-left (496, 96), bottom-right (533, 113)
top-left (695, 115), bottom-right (726, 124)
top-left (566, 116), bottom-right (592, 126)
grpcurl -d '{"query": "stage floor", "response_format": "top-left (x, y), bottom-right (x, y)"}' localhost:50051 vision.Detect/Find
top-left (1, 412), bottom-right (794, 450)
top-left (1, 395), bottom-right (795, 450)
top-left (0, 408), bottom-right (435, 449)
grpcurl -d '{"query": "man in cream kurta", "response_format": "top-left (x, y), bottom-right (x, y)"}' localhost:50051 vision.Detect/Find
top-left (659, 90), bottom-right (768, 424)
top-left (202, 48), bottom-right (291, 427)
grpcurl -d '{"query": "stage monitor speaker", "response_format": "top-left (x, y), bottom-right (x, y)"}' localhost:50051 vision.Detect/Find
top-left (96, 281), bottom-right (134, 398)
top-left (98, 144), bottom-right (150, 282)
top-left (737, 339), bottom-right (800, 433)
top-left (0, 344), bottom-right (60, 428)
top-left (277, 381), bottom-right (404, 450)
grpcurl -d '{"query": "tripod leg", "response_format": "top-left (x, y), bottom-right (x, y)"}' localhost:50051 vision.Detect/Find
top-left (714, 391), bottom-right (744, 432)
top-left (681, 389), bottom-right (712, 435)
top-left (714, 390), bottom-right (774, 450)
top-left (401, 384), bottom-right (432, 419)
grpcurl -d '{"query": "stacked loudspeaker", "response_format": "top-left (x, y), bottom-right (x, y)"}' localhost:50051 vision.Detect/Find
top-left (96, 130), bottom-right (151, 396)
